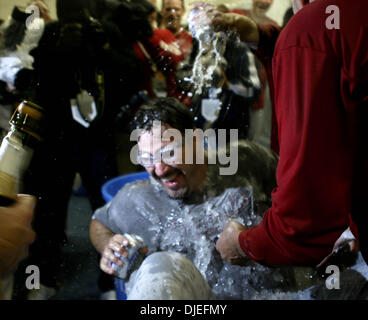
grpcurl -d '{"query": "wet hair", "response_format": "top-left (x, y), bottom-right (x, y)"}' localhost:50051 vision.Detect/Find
top-left (133, 97), bottom-right (195, 134)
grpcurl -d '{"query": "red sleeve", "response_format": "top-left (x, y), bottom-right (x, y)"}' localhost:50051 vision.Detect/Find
top-left (239, 40), bottom-right (352, 267)
top-left (240, 0), bottom-right (368, 267)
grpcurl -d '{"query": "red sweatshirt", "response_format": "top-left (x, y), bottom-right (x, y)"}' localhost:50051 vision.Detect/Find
top-left (133, 28), bottom-right (183, 98)
top-left (239, 0), bottom-right (368, 266)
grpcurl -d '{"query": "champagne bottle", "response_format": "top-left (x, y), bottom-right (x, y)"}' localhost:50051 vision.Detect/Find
top-left (0, 100), bottom-right (44, 206)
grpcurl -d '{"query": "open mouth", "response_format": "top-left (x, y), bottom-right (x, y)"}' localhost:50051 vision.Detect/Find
top-left (160, 171), bottom-right (183, 189)
top-left (168, 18), bottom-right (179, 25)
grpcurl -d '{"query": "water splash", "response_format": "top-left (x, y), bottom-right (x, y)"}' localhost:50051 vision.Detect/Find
top-left (185, 3), bottom-right (227, 95)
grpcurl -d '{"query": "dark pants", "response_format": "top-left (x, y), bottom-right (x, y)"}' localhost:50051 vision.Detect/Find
top-left (23, 134), bottom-right (117, 289)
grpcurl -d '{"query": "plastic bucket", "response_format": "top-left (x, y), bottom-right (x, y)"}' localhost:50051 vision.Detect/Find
top-left (114, 278), bottom-right (127, 300)
top-left (101, 171), bottom-right (149, 203)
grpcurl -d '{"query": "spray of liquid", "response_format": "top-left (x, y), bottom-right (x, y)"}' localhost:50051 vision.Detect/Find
top-left (185, 3), bottom-right (227, 96)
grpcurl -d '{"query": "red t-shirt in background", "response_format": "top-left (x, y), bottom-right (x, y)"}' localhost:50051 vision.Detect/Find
top-left (133, 28), bottom-right (192, 105)
top-left (132, 28), bottom-right (183, 98)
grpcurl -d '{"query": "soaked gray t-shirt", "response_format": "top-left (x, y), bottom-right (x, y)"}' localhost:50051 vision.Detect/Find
top-left (92, 140), bottom-right (305, 299)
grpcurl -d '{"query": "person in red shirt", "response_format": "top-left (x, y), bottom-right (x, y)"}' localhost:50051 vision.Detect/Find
top-left (129, 0), bottom-right (191, 104)
top-left (132, 26), bottom-right (183, 98)
top-left (158, 0), bottom-right (192, 105)
top-left (111, 0), bottom-right (183, 100)
top-left (160, 0), bottom-right (192, 59)
top-left (211, 0), bottom-right (368, 266)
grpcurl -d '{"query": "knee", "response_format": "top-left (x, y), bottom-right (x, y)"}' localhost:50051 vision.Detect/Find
top-left (127, 251), bottom-right (213, 300)
top-left (140, 251), bottom-right (188, 273)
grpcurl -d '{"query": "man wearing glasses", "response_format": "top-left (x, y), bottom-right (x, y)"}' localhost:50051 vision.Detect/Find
top-left (89, 97), bottom-right (284, 299)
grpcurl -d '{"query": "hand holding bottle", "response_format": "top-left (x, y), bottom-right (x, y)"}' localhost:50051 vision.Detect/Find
top-left (0, 194), bottom-right (36, 276)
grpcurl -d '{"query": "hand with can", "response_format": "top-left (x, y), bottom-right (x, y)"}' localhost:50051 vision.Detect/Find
top-left (100, 234), bottom-right (128, 275)
top-left (100, 233), bottom-right (147, 279)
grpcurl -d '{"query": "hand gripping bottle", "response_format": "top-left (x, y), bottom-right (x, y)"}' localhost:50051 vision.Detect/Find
top-left (0, 100), bottom-right (44, 300)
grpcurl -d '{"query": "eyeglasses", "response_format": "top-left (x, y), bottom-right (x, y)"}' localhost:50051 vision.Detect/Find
top-left (137, 142), bottom-right (183, 168)
top-left (164, 7), bottom-right (183, 13)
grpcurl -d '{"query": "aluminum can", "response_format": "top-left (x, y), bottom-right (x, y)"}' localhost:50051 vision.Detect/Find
top-left (111, 233), bottom-right (145, 280)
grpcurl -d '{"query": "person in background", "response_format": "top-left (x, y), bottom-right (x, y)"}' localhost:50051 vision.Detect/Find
top-left (231, 0), bottom-right (278, 150)
top-left (0, 3), bottom-right (51, 136)
top-left (145, 0), bottom-right (192, 105)
top-left (115, 0), bottom-right (190, 104)
top-left (0, 4), bottom-right (48, 88)
top-left (160, 0), bottom-right (192, 59)
top-left (181, 2), bottom-right (261, 140)
top-left (19, 0), bottom-right (141, 300)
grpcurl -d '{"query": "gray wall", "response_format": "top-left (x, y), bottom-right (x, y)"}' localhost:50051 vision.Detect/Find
top-left (0, 0), bottom-right (291, 27)
top-left (0, 0), bottom-right (57, 22)
top-left (184, 0), bottom-right (292, 27)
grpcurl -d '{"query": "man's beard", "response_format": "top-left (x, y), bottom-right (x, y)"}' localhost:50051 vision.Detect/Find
top-left (166, 186), bottom-right (189, 199)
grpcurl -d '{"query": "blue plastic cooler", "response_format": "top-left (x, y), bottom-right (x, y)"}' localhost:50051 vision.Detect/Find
top-left (101, 171), bottom-right (149, 202)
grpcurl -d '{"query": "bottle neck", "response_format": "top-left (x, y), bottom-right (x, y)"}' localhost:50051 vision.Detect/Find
top-left (0, 130), bottom-right (34, 198)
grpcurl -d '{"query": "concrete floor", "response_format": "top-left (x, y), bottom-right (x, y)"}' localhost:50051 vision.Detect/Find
top-left (51, 195), bottom-right (101, 300)
top-left (12, 194), bottom-right (102, 300)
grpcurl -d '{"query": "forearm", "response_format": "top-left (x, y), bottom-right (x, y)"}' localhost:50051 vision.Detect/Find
top-left (235, 17), bottom-right (260, 44)
top-left (212, 13), bottom-right (260, 45)
top-left (89, 219), bottom-right (114, 254)
top-left (216, 220), bottom-right (248, 265)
